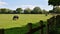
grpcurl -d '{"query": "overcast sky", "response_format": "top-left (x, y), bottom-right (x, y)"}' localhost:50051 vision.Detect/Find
top-left (0, 0), bottom-right (53, 11)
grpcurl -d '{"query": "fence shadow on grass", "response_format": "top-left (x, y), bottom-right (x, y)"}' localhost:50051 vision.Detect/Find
top-left (4, 21), bottom-right (46, 34)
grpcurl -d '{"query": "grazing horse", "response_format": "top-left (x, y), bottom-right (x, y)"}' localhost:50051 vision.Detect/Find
top-left (13, 15), bottom-right (19, 20)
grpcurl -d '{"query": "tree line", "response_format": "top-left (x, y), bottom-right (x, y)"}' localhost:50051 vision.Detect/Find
top-left (0, 0), bottom-right (60, 14)
top-left (0, 7), bottom-right (48, 14)
top-left (0, 6), bottom-right (60, 14)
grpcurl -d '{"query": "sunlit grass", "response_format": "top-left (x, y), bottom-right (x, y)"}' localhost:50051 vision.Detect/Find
top-left (0, 14), bottom-right (52, 29)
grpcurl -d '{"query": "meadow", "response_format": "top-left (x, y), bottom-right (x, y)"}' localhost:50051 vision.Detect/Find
top-left (0, 14), bottom-right (53, 34)
top-left (0, 14), bottom-right (52, 29)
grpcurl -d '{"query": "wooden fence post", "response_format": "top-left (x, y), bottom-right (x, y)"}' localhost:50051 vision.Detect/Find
top-left (27, 23), bottom-right (32, 34)
top-left (0, 29), bottom-right (4, 34)
top-left (26, 22), bottom-right (45, 34)
top-left (47, 19), bottom-right (50, 34)
top-left (28, 23), bottom-right (32, 31)
top-left (40, 20), bottom-right (44, 34)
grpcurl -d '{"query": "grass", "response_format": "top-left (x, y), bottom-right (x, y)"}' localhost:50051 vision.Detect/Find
top-left (4, 21), bottom-right (47, 34)
top-left (0, 14), bottom-right (52, 29)
top-left (0, 14), bottom-right (53, 34)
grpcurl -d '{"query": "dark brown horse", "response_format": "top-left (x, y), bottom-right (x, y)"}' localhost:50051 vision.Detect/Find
top-left (13, 15), bottom-right (19, 20)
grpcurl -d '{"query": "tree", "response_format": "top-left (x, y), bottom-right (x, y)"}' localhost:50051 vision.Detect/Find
top-left (0, 8), bottom-right (7, 13)
top-left (48, 0), bottom-right (60, 13)
top-left (42, 9), bottom-right (48, 14)
top-left (0, 9), bottom-right (1, 13)
top-left (49, 6), bottom-right (60, 13)
top-left (31, 7), bottom-right (42, 14)
top-left (13, 10), bottom-right (17, 14)
top-left (49, 10), bottom-right (53, 13)
top-left (7, 9), bottom-right (13, 14)
top-left (24, 8), bottom-right (31, 14)
top-left (48, 0), bottom-right (60, 6)
top-left (53, 6), bottom-right (60, 13)
top-left (16, 8), bottom-right (23, 14)
top-left (42, 9), bottom-right (48, 16)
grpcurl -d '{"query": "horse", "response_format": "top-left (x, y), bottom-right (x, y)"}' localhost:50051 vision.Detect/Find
top-left (13, 15), bottom-right (19, 20)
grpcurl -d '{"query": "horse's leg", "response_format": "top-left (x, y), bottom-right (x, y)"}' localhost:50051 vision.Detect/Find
top-left (13, 18), bottom-right (14, 20)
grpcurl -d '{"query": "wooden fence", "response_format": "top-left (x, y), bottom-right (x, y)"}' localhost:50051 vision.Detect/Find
top-left (26, 20), bottom-right (45, 34)
top-left (0, 15), bottom-right (60, 34)
top-left (26, 15), bottom-right (60, 34)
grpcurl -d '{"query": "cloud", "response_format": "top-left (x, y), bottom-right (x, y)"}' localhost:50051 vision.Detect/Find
top-left (16, 5), bottom-right (42, 10)
top-left (0, 1), bottom-right (8, 6)
top-left (15, 5), bottom-right (53, 11)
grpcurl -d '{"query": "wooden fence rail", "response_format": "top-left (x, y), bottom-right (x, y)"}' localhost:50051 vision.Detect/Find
top-left (26, 20), bottom-right (45, 34)
top-left (0, 29), bottom-right (4, 34)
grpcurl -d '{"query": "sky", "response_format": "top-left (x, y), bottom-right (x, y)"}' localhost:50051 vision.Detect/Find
top-left (0, 0), bottom-right (53, 11)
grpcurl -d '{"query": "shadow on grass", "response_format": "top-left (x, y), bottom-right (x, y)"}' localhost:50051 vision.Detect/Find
top-left (4, 21), bottom-right (47, 34)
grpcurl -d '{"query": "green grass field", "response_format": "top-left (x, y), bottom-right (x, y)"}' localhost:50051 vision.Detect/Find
top-left (0, 14), bottom-right (52, 29)
top-left (0, 14), bottom-right (53, 34)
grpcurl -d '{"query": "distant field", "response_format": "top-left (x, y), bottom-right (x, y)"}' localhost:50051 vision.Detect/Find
top-left (0, 14), bottom-right (52, 29)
